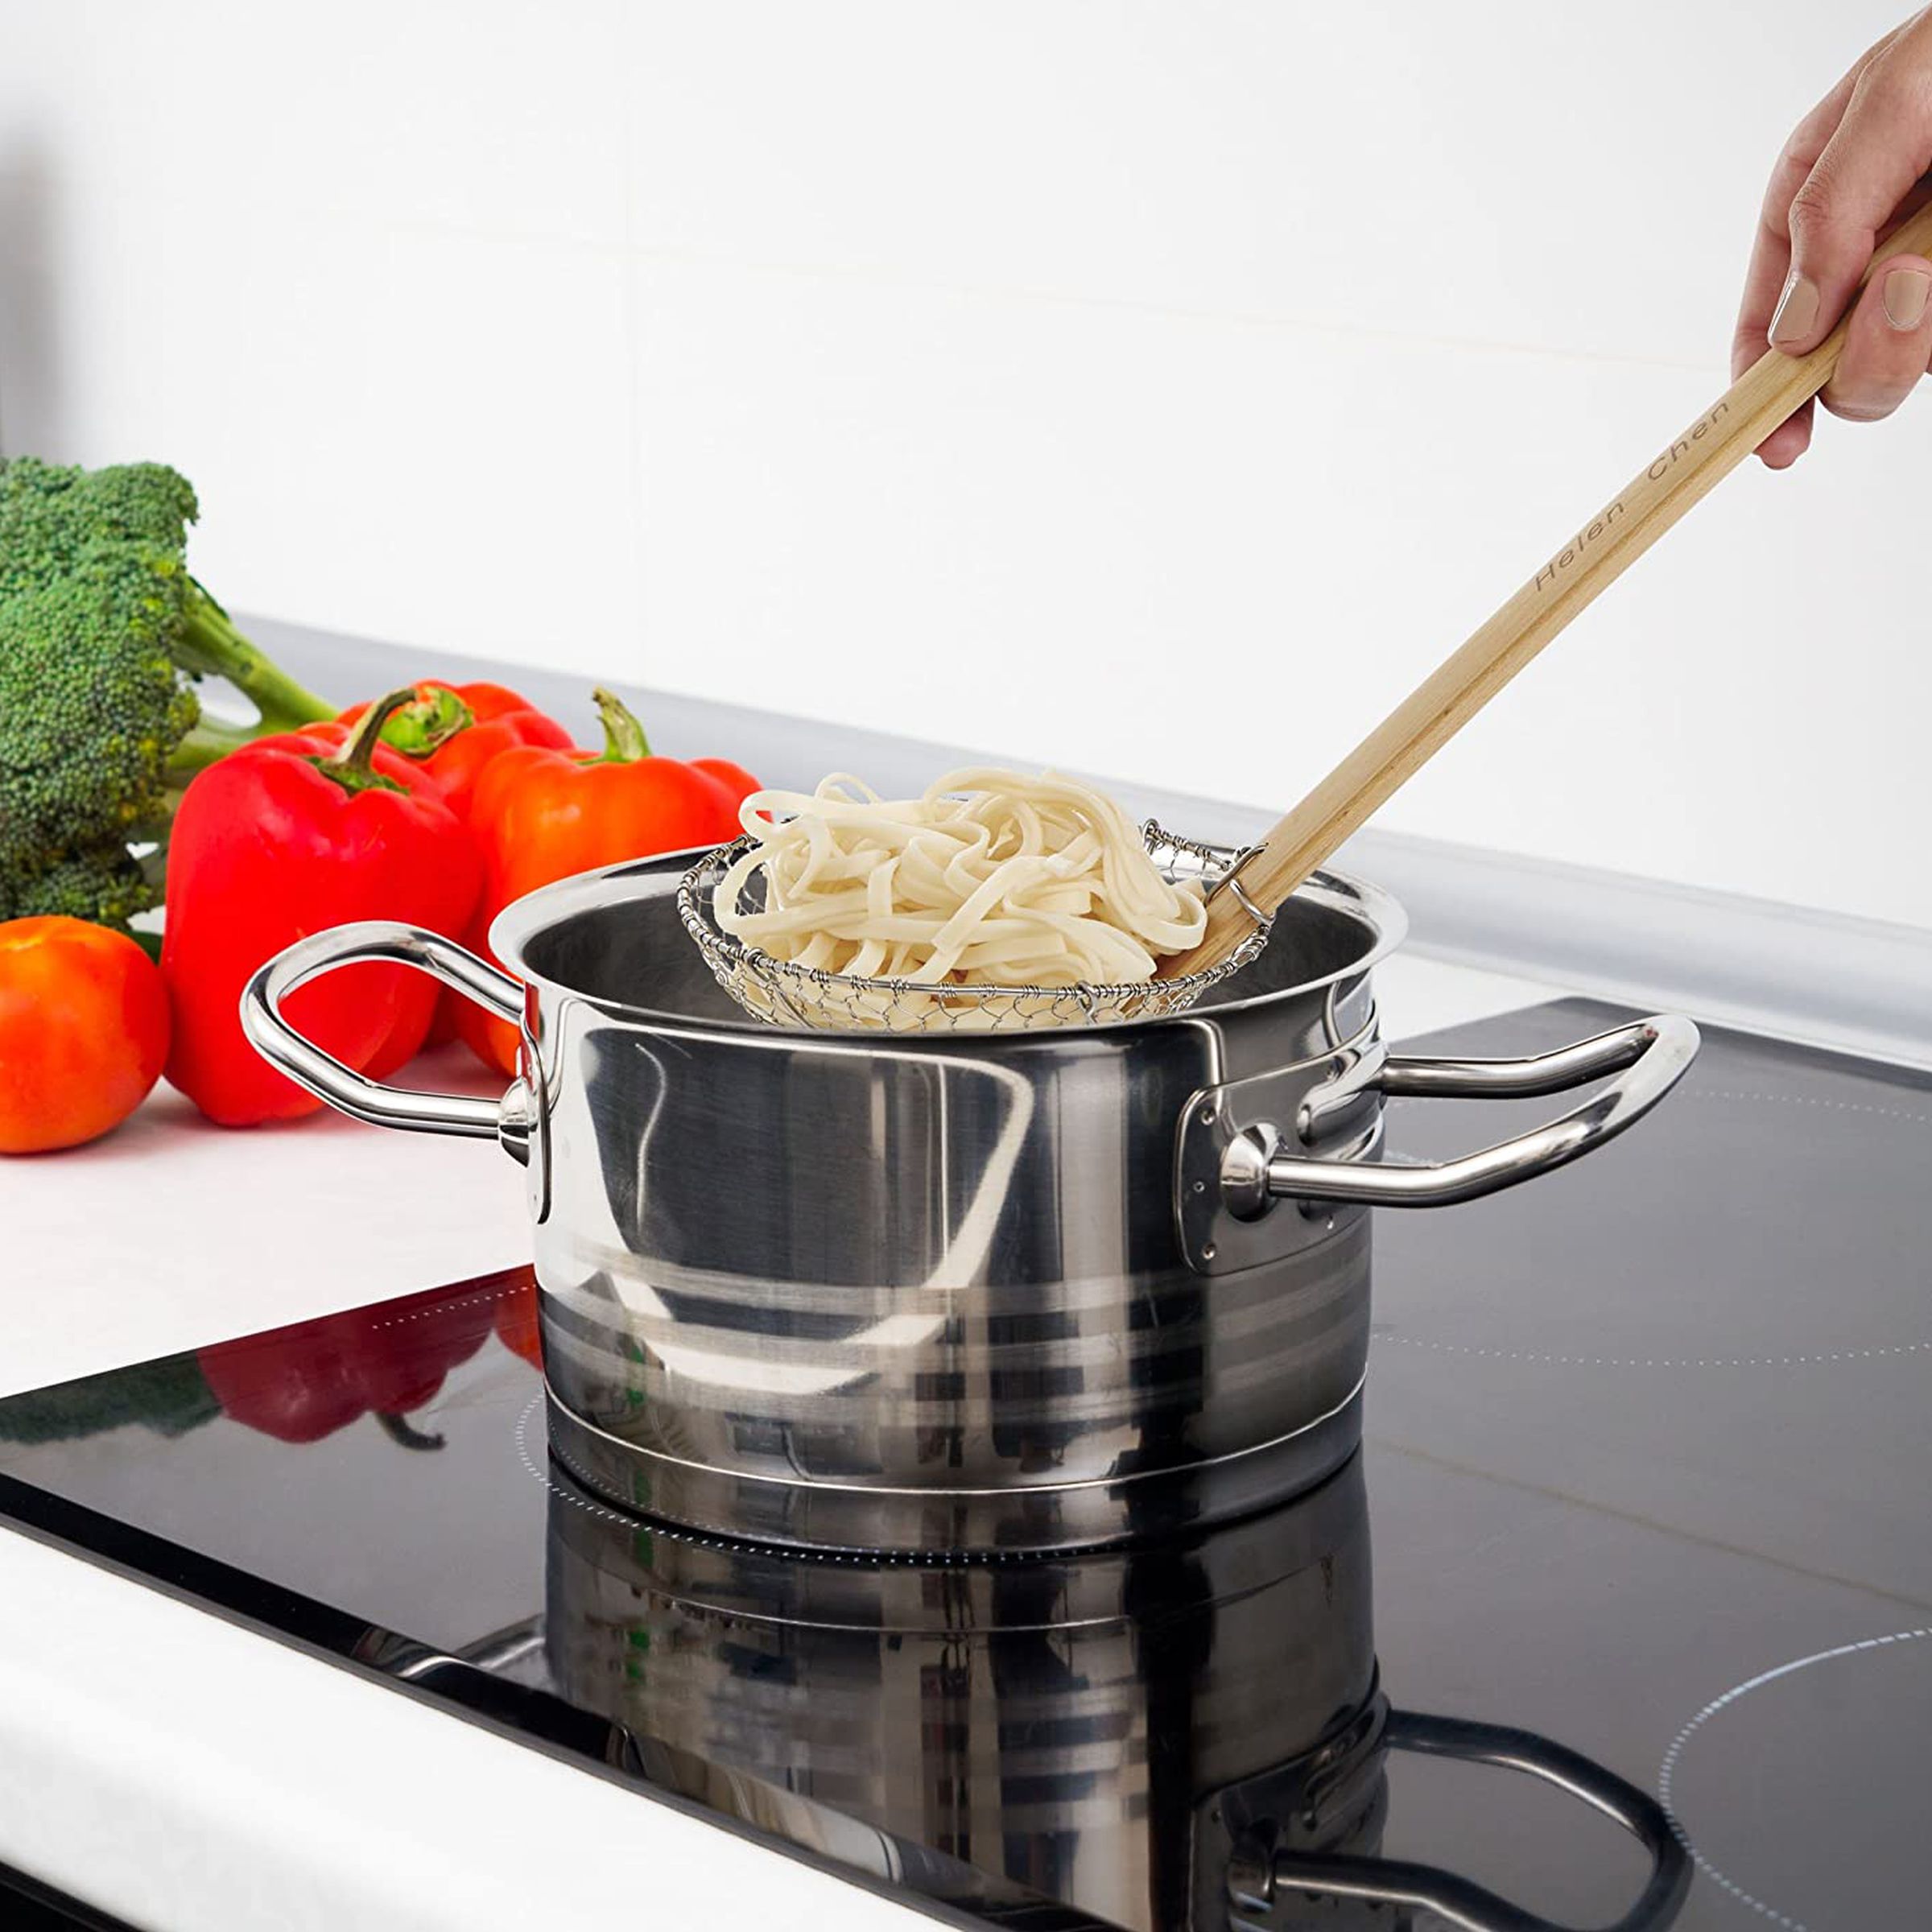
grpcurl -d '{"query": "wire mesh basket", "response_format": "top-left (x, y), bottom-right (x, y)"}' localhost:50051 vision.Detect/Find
top-left (677, 820), bottom-right (1270, 1035)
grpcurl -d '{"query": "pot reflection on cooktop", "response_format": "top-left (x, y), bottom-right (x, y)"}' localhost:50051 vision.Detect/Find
top-left (529, 1406), bottom-right (1686, 1932)
top-left (0, 1314), bottom-right (1688, 1932)
top-left (0, 1003), bottom-right (1925, 1929)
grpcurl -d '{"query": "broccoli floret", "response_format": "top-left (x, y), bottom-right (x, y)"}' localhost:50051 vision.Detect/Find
top-left (0, 547), bottom-right (200, 857)
top-left (0, 1353), bottom-right (221, 1446)
top-left (0, 458), bottom-right (335, 934)
top-left (0, 839), bottom-right (160, 935)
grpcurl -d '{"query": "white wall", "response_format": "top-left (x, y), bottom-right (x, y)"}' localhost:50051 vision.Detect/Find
top-left (2, 1), bottom-right (1926, 926)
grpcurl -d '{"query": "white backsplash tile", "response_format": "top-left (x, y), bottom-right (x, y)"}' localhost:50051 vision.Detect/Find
top-left (0, 171), bottom-right (60, 454)
top-left (0, 0), bottom-right (630, 246)
top-left (622, 0), bottom-right (1902, 369)
top-left (27, 195), bottom-right (641, 671)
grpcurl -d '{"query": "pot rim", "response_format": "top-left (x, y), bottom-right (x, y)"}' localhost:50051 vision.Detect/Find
top-left (489, 847), bottom-right (1410, 1044)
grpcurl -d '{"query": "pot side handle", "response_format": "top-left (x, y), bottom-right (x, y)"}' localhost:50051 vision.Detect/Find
top-left (1248, 1014), bottom-right (1699, 1211)
top-left (1236, 1708), bottom-right (1691, 1932)
top-left (240, 921), bottom-right (533, 1162)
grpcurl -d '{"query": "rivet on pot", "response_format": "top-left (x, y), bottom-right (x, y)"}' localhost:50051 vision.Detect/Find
top-left (1219, 1121), bottom-right (1283, 1222)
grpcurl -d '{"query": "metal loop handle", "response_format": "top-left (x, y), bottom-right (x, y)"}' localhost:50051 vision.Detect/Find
top-left (1262, 1014), bottom-right (1698, 1210)
top-left (240, 920), bottom-right (532, 1158)
top-left (1251, 1708), bottom-right (1691, 1932)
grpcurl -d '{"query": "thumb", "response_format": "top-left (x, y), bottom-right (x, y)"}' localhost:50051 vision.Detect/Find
top-left (1773, 45), bottom-right (1932, 353)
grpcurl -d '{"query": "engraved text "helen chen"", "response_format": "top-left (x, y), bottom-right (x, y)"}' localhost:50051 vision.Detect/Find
top-left (1533, 398), bottom-right (1731, 595)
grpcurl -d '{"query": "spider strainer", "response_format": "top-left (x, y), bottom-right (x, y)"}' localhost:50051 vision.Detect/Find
top-left (677, 821), bottom-right (1272, 1035)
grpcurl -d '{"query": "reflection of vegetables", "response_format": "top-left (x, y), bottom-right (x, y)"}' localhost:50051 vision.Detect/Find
top-left (161, 691), bottom-right (481, 1125)
top-left (0, 916), bottom-right (171, 1153)
top-left (493, 1275), bottom-right (544, 1369)
top-left (0, 459), bottom-right (334, 939)
top-left (456, 689), bottom-right (757, 1074)
top-left (197, 1287), bottom-right (497, 1446)
top-left (198, 1320), bottom-right (364, 1443)
top-left (0, 1354), bottom-right (219, 1445)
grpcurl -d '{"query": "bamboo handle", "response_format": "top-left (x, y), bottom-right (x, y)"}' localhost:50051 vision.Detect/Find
top-left (1166, 199), bottom-right (1932, 979)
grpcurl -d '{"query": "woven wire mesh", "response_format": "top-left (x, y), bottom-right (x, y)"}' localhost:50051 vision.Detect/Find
top-left (677, 820), bottom-right (1269, 1035)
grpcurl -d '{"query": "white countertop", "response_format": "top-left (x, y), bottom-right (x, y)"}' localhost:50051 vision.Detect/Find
top-left (0, 954), bottom-right (1554, 1930)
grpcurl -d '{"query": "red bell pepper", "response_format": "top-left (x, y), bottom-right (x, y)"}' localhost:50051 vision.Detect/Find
top-left (161, 690), bottom-right (481, 1126)
top-left (337, 679), bottom-right (577, 1049)
top-left (297, 709), bottom-right (473, 1081)
top-left (197, 1284), bottom-right (497, 1447)
top-left (338, 679), bottom-right (578, 822)
top-left (456, 691), bottom-right (758, 1074)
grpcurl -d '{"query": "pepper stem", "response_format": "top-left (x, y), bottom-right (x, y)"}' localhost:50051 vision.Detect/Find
top-left (380, 683), bottom-right (473, 758)
top-left (592, 687), bottom-right (652, 762)
top-left (375, 1411), bottom-right (446, 1451)
top-left (314, 688), bottom-right (413, 796)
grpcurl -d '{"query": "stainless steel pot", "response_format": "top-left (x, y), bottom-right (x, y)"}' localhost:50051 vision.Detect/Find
top-left (244, 849), bottom-right (1698, 1554)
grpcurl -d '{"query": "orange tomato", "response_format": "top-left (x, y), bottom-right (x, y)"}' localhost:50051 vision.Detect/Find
top-left (0, 918), bottom-right (171, 1154)
top-left (454, 691), bottom-right (753, 1076)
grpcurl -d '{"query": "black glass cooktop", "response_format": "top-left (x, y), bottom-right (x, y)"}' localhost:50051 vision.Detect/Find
top-left (2, 1000), bottom-right (1929, 1932)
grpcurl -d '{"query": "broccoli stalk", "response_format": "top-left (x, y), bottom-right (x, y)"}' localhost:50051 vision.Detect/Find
top-left (163, 580), bottom-right (334, 779)
top-left (0, 458), bottom-right (338, 940)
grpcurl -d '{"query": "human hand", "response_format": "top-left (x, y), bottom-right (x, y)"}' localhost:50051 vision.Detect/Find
top-left (1736, 8), bottom-right (1932, 466)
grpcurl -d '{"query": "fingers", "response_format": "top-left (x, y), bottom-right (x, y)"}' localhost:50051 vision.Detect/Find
top-left (1734, 40), bottom-right (1885, 465)
top-left (1755, 398), bottom-right (1815, 470)
top-left (1821, 250), bottom-right (1932, 420)
top-left (1735, 56), bottom-right (1875, 376)
top-left (1772, 14), bottom-right (1932, 362)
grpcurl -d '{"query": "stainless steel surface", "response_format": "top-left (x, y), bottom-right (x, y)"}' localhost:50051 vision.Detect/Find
top-left (543, 1377), bottom-right (1368, 1553)
top-left (521, 853), bottom-right (1396, 1550)
top-left (247, 850), bottom-right (1699, 1554)
top-left (242, 924), bottom-right (535, 1162)
top-left (679, 817), bottom-right (1270, 1034)
top-left (1192, 1016), bottom-right (1700, 1247)
top-left (1280, 1013), bottom-right (1699, 1208)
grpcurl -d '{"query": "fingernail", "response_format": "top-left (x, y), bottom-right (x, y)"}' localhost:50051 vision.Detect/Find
top-left (1769, 271), bottom-right (1819, 347)
top-left (1884, 266), bottom-right (1930, 330)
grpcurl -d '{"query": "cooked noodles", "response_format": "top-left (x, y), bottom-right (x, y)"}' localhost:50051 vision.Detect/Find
top-left (714, 768), bottom-right (1206, 988)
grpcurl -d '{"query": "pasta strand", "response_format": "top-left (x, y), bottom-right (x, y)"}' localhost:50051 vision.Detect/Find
top-left (715, 769), bottom-right (1206, 989)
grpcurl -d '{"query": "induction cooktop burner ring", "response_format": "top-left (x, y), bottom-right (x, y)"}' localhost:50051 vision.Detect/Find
top-left (1657, 1625), bottom-right (1932, 1932)
top-left (1373, 1084), bottom-right (1932, 1374)
top-left (516, 1389), bottom-right (1194, 1572)
top-left (514, 1393), bottom-right (639, 1532)
top-left (514, 1393), bottom-right (1002, 1567)
top-left (362, 1281), bottom-right (526, 1334)
top-left (1372, 1333), bottom-right (1932, 1371)
top-left (1681, 1090), bottom-right (1932, 1129)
